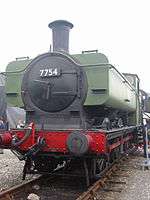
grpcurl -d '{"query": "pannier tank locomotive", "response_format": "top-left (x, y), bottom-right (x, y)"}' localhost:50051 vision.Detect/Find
top-left (0, 20), bottom-right (143, 185)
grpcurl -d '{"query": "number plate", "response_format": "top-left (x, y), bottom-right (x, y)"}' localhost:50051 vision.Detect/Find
top-left (40, 68), bottom-right (60, 77)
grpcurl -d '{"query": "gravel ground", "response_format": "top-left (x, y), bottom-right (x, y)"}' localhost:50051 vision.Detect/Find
top-left (1, 149), bottom-right (150, 200)
top-left (0, 149), bottom-right (37, 192)
top-left (96, 150), bottom-right (150, 200)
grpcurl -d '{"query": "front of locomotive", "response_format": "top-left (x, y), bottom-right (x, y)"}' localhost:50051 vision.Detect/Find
top-left (22, 52), bottom-right (87, 130)
top-left (0, 21), bottom-right (107, 180)
top-left (23, 20), bottom-right (88, 129)
top-left (16, 21), bottom-right (95, 155)
top-left (19, 20), bottom-right (93, 157)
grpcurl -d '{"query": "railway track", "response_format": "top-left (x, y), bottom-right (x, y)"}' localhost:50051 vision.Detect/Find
top-left (0, 173), bottom-right (86, 200)
top-left (77, 158), bottom-right (126, 200)
top-left (0, 152), bottom-right (137, 200)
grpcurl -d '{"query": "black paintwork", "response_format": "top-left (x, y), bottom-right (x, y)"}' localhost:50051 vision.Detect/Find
top-left (21, 52), bottom-right (88, 130)
top-left (48, 20), bottom-right (73, 53)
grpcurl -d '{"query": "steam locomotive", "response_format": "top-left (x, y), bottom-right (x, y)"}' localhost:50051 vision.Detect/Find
top-left (0, 20), bottom-right (144, 185)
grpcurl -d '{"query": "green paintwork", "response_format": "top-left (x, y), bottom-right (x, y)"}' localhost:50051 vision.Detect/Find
top-left (123, 73), bottom-right (141, 124)
top-left (5, 52), bottom-right (109, 107)
top-left (73, 53), bottom-right (137, 112)
top-left (145, 100), bottom-right (150, 113)
top-left (5, 52), bottom-right (139, 123)
top-left (72, 52), bottom-right (109, 64)
top-left (5, 59), bottom-right (32, 107)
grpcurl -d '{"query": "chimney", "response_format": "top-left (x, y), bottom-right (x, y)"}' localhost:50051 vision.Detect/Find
top-left (48, 20), bottom-right (73, 53)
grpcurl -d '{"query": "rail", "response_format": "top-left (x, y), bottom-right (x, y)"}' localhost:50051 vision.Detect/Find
top-left (0, 176), bottom-right (42, 200)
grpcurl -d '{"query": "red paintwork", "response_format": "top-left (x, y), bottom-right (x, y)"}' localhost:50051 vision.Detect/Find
top-left (0, 132), bottom-right (12, 145)
top-left (17, 129), bottom-right (107, 154)
top-left (0, 123), bottom-right (135, 155)
top-left (108, 134), bottom-right (133, 152)
top-left (87, 131), bottom-right (107, 153)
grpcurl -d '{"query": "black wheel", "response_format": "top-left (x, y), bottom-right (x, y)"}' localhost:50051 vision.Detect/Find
top-left (91, 157), bottom-right (108, 180)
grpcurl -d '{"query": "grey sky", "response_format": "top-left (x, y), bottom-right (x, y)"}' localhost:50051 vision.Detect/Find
top-left (0, 0), bottom-right (150, 92)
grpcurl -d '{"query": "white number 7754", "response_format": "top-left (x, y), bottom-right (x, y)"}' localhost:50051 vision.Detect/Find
top-left (40, 68), bottom-right (58, 77)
